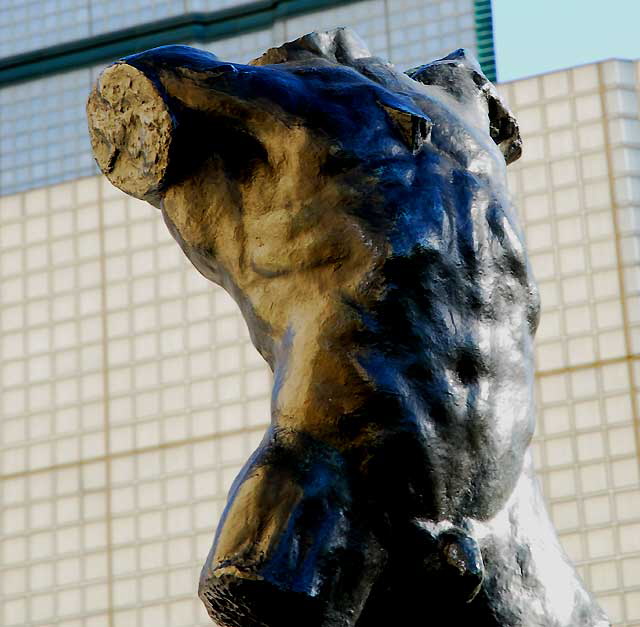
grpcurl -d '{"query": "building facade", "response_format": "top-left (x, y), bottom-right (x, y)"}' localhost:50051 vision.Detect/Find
top-left (502, 60), bottom-right (640, 625)
top-left (0, 1), bottom-right (638, 626)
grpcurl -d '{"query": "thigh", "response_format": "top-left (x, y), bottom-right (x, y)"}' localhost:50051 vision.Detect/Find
top-left (199, 427), bottom-right (387, 627)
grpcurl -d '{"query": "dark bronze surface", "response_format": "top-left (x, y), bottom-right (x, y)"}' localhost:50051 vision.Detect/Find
top-left (87, 28), bottom-right (610, 626)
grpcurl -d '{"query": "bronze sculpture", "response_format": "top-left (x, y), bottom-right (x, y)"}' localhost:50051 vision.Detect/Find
top-left (87, 28), bottom-right (610, 627)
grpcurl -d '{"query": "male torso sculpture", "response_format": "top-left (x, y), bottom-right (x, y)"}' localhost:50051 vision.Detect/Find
top-left (87, 29), bottom-right (609, 627)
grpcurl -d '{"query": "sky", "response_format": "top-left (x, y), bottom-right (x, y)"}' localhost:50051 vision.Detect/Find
top-left (492, 0), bottom-right (640, 82)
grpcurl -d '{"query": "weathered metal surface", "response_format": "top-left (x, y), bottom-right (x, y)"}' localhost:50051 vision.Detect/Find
top-left (87, 28), bottom-right (610, 627)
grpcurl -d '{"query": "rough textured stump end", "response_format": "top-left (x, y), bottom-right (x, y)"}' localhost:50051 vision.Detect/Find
top-left (87, 62), bottom-right (173, 202)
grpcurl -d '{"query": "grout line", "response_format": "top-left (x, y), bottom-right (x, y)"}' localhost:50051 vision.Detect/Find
top-left (87, 0), bottom-right (94, 38)
top-left (597, 63), bottom-right (640, 479)
top-left (535, 72), bottom-right (556, 528)
top-left (561, 70), bottom-right (591, 571)
top-left (592, 68), bottom-right (639, 617)
top-left (21, 186), bottom-right (33, 626)
top-left (97, 178), bottom-right (115, 627)
top-left (179, 216), bottom-right (197, 624)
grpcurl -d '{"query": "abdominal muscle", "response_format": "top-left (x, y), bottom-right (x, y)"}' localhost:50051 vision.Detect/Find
top-left (342, 291), bottom-right (538, 523)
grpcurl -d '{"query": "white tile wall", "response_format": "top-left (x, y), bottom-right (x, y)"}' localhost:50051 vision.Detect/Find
top-left (498, 62), bottom-right (640, 627)
top-left (0, 177), bottom-right (271, 627)
top-left (499, 61), bottom-right (640, 377)
top-left (0, 180), bottom-right (106, 479)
